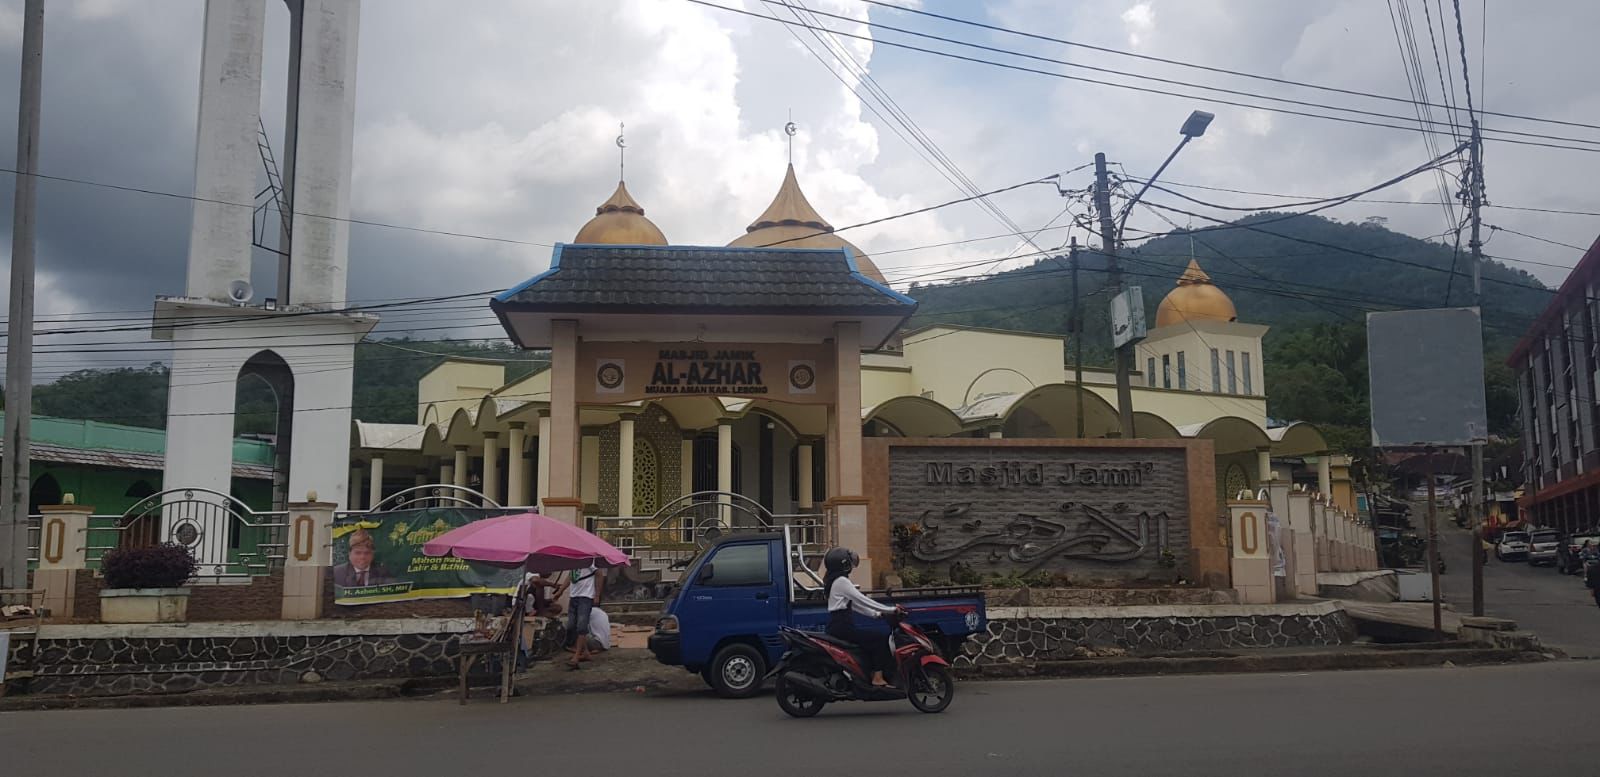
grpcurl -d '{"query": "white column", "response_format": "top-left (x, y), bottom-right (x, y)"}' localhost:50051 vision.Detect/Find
top-left (453, 445), bottom-right (468, 488)
top-left (536, 411), bottom-right (552, 507)
top-left (1317, 455), bottom-right (1332, 498)
top-left (618, 414), bottom-right (637, 518)
top-left (349, 464), bottom-right (363, 510)
top-left (987, 426), bottom-right (1004, 440)
top-left (717, 420), bottom-right (734, 521)
top-left (414, 468), bottom-right (428, 488)
top-left (1257, 449), bottom-right (1273, 486)
top-left (547, 321), bottom-right (581, 515)
top-left (440, 462), bottom-right (454, 487)
top-left (679, 432), bottom-right (695, 499)
top-left (481, 432), bottom-right (500, 507)
top-left (507, 422), bottom-right (527, 506)
top-left (368, 455), bottom-right (384, 510)
top-left (580, 428), bottom-right (600, 507)
top-left (833, 322), bottom-right (863, 497)
top-left (797, 441), bottom-right (815, 510)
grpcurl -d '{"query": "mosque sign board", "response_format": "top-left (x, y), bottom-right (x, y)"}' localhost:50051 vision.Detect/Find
top-left (878, 441), bottom-right (1200, 583)
top-left (578, 341), bottom-right (835, 404)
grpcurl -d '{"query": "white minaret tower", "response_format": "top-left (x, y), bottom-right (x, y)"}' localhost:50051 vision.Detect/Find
top-left (154, 0), bottom-right (373, 535)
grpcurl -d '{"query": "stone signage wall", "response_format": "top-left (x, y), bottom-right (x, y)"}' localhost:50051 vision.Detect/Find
top-left (865, 438), bottom-right (1225, 588)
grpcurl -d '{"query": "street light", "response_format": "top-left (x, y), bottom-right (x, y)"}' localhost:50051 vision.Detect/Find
top-left (1117, 110), bottom-right (1214, 237)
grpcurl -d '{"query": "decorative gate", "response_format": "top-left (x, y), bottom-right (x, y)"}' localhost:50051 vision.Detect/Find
top-left (106, 488), bottom-right (289, 578)
top-left (590, 491), bottom-right (828, 574)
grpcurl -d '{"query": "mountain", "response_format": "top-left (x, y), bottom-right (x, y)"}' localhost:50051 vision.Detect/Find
top-left (25, 214), bottom-right (1551, 452)
top-left (905, 213), bottom-right (1551, 445)
top-left (31, 340), bottom-right (547, 435)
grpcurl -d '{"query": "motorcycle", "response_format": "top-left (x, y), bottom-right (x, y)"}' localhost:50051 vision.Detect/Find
top-left (767, 608), bottom-right (955, 717)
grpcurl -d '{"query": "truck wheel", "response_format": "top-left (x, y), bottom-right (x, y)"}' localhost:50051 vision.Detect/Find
top-left (708, 644), bottom-right (765, 699)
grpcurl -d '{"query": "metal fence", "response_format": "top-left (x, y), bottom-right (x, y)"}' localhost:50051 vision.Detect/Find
top-left (24, 488), bottom-right (287, 578)
top-left (589, 491), bottom-right (830, 577)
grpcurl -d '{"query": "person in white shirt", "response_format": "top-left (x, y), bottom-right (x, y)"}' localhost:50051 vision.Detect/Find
top-left (822, 547), bottom-right (898, 687)
top-left (565, 562), bottom-right (604, 670)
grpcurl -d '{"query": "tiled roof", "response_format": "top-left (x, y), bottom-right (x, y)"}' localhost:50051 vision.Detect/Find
top-left (493, 244), bottom-right (916, 313)
top-left (1, 440), bottom-right (274, 480)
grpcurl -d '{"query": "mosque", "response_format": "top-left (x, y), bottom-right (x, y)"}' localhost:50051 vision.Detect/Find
top-left (345, 161), bottom-right (1348, 543)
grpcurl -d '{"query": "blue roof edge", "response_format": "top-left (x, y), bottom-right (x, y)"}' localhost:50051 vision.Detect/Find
top-left (839, 246), bottom-right (917, 306)
top-left (495, 243), bottom-right (567, 302)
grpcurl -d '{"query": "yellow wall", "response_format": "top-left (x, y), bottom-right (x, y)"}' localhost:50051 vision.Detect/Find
top-left (1137, 321), bottom-right (1267, 399)
top-left (417, 360), bottom-right (506, 424)
top-left (862, 353), bottom-right (916, 409)
top-left (901, 327), bottom-right (1064, 407)
top-left (1089, 385), bottom-right (1267, 428)
top-left (495, 367), bottom-right (551, 406)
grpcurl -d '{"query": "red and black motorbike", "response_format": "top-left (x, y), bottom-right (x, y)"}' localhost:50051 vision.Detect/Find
top-left (767, 609), bottom-right (955, 717)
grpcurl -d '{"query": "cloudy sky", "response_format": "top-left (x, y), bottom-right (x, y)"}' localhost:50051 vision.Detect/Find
top-left (1, 0), bottom-right (1597, 381)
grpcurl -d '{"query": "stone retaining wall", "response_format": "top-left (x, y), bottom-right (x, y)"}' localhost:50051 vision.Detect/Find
top-left (11, 619), bottom-right (564, 697)
top-left (958, 603), bottom-right (1357, 666)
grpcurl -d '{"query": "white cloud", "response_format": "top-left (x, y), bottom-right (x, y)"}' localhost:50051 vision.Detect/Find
top-left (1120, 2), bottom-right (1155, 47)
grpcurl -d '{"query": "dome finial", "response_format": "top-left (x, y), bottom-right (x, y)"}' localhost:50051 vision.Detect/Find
top-left (615, 122), bottom-right (626, 183)
top-left (785, 112), bottom-right (797, 165)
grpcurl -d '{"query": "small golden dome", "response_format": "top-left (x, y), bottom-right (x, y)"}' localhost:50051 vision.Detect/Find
top-left (573, 181), bottom-right (668, 245)
top-left (1155, 258), bottom-right (1237, 328)
top-left (728, 164), bottom-right (888, 284)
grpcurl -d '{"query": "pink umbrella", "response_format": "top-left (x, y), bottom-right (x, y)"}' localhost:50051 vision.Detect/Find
top-left (422, 512), bottom-right (630, 573)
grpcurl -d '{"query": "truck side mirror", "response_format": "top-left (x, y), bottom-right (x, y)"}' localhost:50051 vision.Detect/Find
top-left (698, 563), bottom-right (715, 583)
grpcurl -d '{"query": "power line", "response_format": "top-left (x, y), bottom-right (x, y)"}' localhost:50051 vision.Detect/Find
top-left (1485, 225), bottom-right (1591, 254)
top-left (1113, 176), bottom-right (1600, 218)
top-left (783, 0), bottom-right (1051, 259)
top-left (850, 0), bottom-right (1600, 133)
top-left (0, 167), bottom-right (557, 249)
top-left (731, 0), bottom-right (1600, 151)
top-left (1138, 197), bottom-right (1557, 296)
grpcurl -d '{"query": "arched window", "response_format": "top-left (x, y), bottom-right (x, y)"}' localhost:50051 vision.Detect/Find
top-left (125, 480), bottom-right (157, 500)
top-left (28, 473), bottom-right (62, 514)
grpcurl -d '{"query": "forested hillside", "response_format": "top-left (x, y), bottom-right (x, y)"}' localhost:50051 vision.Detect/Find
top-left (21, 214), bottom-right (1551, 452)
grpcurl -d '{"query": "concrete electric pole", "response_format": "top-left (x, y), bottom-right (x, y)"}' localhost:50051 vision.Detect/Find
top-left (1092, 152), bottom-right (1136, 438)
top-left (1467, 120), bottom-right (1486, 618)
top-left (1, 0), bottom-right (43, 589)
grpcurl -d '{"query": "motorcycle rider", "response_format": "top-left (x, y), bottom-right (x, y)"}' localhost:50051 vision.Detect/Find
top-left (822, 547), bottom-right (899, 687)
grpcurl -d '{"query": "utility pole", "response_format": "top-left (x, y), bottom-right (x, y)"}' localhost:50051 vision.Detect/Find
top-left (1466, 120), bottom-right (1486, 618)
top-left (1, 0), bottom-right (43, 590)
top-left (1070, 238), bottom-right (1085, 438)
top-left (1092, 152), bottom-right (1135, 438)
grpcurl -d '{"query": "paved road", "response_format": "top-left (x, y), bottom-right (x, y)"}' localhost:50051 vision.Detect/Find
top-left (1431, 521), bottom-right (1600, 656)
top-left (5, 662), bottom-right (1593, 776)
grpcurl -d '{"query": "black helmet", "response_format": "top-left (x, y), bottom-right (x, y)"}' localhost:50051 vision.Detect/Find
top-left (823, 547), bottom-right (859, 576)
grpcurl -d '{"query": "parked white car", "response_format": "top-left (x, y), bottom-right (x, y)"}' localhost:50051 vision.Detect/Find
top-left (1527, 529), bottom-right (1560, 566)
top-left (1496, 530), bottom-right (1531, 562)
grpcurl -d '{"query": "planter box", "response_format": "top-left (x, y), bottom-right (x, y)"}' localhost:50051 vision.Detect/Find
top-left (99, 588), bottom-right (190, 624)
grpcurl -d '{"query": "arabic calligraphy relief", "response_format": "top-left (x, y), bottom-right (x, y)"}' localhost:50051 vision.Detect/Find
top-left (889, 447), bottom-right (1190, 580)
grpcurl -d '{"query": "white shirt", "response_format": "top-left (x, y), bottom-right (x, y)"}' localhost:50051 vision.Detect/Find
top-left (588, 607), bottom-right (611, 650)
top-left (568, 565), bottom-right (598, 600)
top-left (828, 576), bottom-right (895, 617)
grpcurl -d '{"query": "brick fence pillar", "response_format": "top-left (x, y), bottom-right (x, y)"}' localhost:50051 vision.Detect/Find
top-left (282, 498), bottom-right (337, 620)
top-left (35, 502), bottom-right (94, 618)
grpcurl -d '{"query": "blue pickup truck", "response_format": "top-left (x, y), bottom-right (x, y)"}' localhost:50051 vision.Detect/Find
top-left (647, 531), bottom-right (987, 698)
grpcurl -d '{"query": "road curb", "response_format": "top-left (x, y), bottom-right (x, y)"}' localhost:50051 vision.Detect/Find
top-left (954, 647), bottom-right (1550, 680)
top-left (2, 648), bottom-right (1551, 712)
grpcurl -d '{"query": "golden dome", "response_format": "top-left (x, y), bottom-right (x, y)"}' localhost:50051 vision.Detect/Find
top-left (1155, 258), bottom-right (1238, 328)
top-left (728, 164), bottom-right (888, 284)
top-left (573, 181), bottom-right (668, 245)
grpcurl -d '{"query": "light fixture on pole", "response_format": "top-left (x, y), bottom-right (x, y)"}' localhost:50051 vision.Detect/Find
top-left (1092, 108), bottom-right (1213, 440)
top-left (1117, 110), bottom-right (1213, 236)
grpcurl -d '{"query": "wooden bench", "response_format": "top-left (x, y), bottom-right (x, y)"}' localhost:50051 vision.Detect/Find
top-left (457, 589), bottom-right (527, 705)
top-left (0, 589), bottom-right (45, 698)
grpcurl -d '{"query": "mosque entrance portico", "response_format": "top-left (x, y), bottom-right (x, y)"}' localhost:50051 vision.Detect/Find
top-left (491, 244), bottom-right (916, 583)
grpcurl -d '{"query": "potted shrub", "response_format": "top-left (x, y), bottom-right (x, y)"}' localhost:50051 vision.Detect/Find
top-left (98, 543), bottom-right (198, 624)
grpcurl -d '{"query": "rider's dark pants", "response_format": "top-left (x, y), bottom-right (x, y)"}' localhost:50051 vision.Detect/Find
top-left (828, 610), bottom-right (892, 680)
